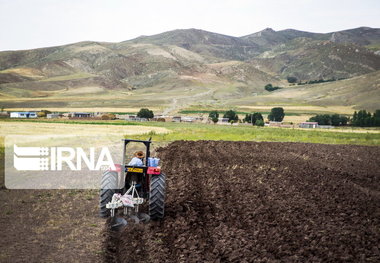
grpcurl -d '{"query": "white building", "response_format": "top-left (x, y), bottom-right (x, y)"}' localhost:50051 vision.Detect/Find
top-left (299, 122), bottom-right (319, 128)
top-left (182, 117), bottom-right (194, 122)
top-left (217, 118), bottom-right (230, 124)
top-left (172, 116), bottom-right (181, 122)
top-left (10, 112), bottom-right (37, 118)
top-left (46, 113), bottom-right (60, 119)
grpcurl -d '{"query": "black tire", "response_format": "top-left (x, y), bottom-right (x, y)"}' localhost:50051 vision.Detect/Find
top-left (149, 173), bottom-right (166, 220)
top-left (99, 171), bottom-right (118, 218)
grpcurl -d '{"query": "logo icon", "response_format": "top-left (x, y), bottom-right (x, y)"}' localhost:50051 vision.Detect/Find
top-left (13, 145), bottom-right (49, 170)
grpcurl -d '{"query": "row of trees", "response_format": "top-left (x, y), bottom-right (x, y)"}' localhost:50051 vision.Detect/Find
top-left (307, 110), bottom-right (380, 127)
top-left (209, 107), bottom-right (285, 125)
top-left (264, 84), bottom-right (281, 92)
top-left (244, 112), bottom-right (264, 126)
top-left (352, 110), bottom-right (380, 127)
top-left (208, 110), bottom-right (238, 124)
top-left (308, 114), bottom-right (349, 126)
top-left (210, 108), bottom-right (379, 127)
top-left (114, 108), bottom-right (380, 128)
top-left (286, 76), bottom-right (344, 85)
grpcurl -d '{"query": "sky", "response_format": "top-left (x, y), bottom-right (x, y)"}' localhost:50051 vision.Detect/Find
top-left (0, 0), bottom-right (379, 51)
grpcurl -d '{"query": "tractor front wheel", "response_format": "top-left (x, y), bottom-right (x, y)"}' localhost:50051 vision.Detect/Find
top-left (149, 173), bottom-right (166, 220)
top-left (99, 170), bottom-right (118, 218)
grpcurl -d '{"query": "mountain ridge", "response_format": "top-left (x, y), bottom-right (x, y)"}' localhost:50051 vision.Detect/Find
top-left (0, 26), bottom-right (379, 111)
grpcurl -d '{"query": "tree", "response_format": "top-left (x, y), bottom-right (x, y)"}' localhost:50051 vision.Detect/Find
top-left (268, 107), bottom-right (285, 122)
top-left (264, 84), bottom-right (281, 92)
top-left (223, 110), bottom-right (238, 122)
top-left (255, 119), bottom-right (264, 126)
top-left (137, 108), bottom-right (154, 119)
top-left (330, 114), bottom-right (341, 126)
top-left (340, 116), bottom-right (349, 126)
top-left (353, 110), bottom-right (371, 127)
top-left (309, 114), bottom-right (331, 125)
top-left (351, 109), bottom-right (380, 127)
top-left (244, 114), bottom-right (250, 123)
top-left (287, 76), bottom-right (297, 83)
top-left (209, 111), bottom-right (219, 119)
top-left (209, 111), bottom-right (219, 124)
top-left (374, 110), bottom-right (380, 126)
top-left (352, 111), bottom-right (358, 125)
top-left (309, 114), bottom-right (349, 126)
top-left (245, 112), bottom-right (264, 125)
top-left (265, 84), bottom-right (273, 91)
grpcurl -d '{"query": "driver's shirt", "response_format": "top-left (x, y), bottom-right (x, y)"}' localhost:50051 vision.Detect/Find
top-left (128, 157), bottom-right (143, 166)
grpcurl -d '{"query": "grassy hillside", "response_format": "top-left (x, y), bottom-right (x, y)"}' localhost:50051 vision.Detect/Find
top-left (250, 38), bottom-right (380, 81)
top-left (0, 27), bottom-right (379, 113)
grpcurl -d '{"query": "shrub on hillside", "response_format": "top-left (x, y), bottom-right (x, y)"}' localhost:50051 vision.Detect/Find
top-left (265, 84), bottom-right (282, 92)
top-left (287, 76), bottom-right (298, 83)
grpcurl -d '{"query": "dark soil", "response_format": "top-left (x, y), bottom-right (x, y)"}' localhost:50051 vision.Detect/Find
top-left (107, 141), bottom-right (380, 263)
top-left (0, 189), bottom-right (104, 263)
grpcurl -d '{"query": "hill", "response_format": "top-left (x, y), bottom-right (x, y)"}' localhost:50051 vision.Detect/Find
top-left (250, 38), bottom-right (380, 81)
top-left (228, 70), bottom-right (380, 112)
top-left (242, 27), bottom-right (380, 50)
top-left (0, 27), bottom-right (379, 113)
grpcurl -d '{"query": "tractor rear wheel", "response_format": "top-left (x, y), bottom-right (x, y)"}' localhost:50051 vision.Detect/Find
top-left (149, 173), bottom-right (166, 220)
top-left (99, 170), bottom-right (118, 218)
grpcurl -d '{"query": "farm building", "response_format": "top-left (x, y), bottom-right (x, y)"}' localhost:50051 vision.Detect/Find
top-left (46, 113), bottom-right (60, 119)
top-left (217, 118), bottom-right (230, 124)
top-left (299, 122), bottom-right (319, 128)
top-left (10, 112), bottom-right (37, 118)
top-left (126, 115), bottom-right (136, 120)
top-left (94, 112), bottom-right (104, 117)
top-left (73, 112), bottom-right (93, 118)
top-left (182, 117), bottom-right (194, 123)
top-left (127, 115), bottom-right (147, 121)
top-left (172, 116), bottom-right (181, 122)
top-left (153, 115), bottom-right (171, 122)
top-left (0, 111), bottom-right (9, 118)
top-left (115, 114), bottom-right (128, 119)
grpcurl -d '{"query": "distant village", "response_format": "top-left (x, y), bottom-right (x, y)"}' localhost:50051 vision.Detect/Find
top-left (0, 110), bottom-right (330, 129)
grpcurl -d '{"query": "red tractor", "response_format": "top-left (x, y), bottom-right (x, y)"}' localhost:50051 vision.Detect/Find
top-left (99, 139), bottom-right (166, 228)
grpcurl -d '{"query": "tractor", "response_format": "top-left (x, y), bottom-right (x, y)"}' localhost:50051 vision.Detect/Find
top-left (99, 139), bottom-right (166, 228)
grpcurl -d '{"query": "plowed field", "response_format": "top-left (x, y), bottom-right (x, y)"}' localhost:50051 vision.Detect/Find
top-left (105, 141), bottom-right (380, 263)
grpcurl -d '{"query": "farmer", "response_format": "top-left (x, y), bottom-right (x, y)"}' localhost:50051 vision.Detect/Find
top-left (128, 151), bottom-right (145, 166)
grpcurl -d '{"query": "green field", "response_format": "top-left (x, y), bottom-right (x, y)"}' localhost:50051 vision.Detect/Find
top-left (2, 119), bottom-right (379, 146)
top-left (0, 119), bottom-right (379, 187)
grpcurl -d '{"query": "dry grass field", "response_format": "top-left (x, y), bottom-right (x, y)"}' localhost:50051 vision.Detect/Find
top-left (2, 107), bottom-right (157, 114)
top-left (0, 122), bottom-right (169, 137)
